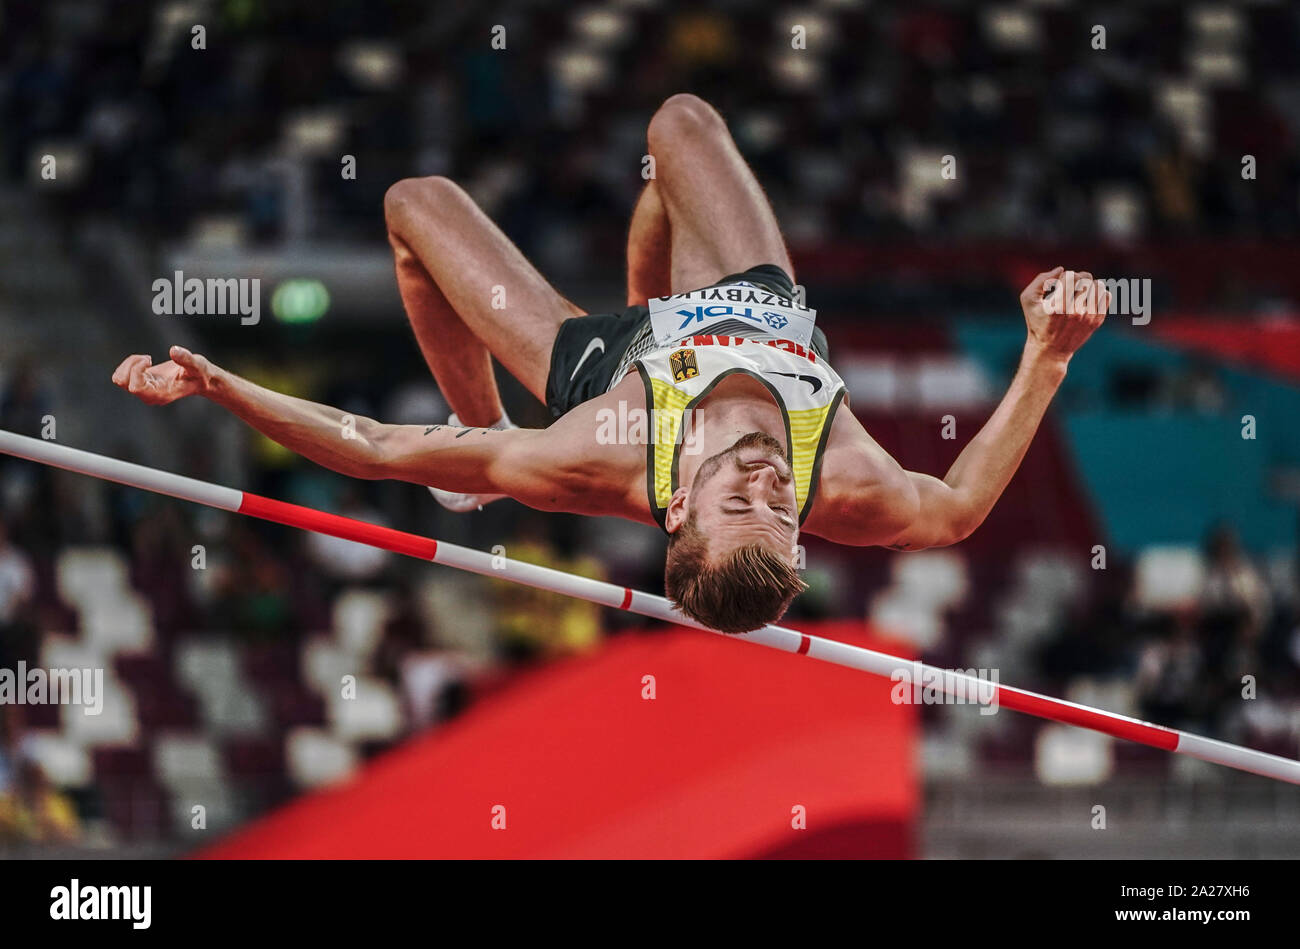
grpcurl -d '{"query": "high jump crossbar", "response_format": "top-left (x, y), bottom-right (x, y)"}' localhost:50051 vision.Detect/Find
top-left (3, 427), bottom-right (1298, 786)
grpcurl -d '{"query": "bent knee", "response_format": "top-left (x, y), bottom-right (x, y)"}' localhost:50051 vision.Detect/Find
top-left (383, 175), bottom-right (464, 232)
top-left (648, 93), bottom-right (726, 149)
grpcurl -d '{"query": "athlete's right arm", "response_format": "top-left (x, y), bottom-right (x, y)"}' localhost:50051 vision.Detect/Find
top-left (111, 347), bottom-right (628, 515)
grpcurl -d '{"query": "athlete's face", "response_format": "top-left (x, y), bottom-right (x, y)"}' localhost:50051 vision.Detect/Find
top-left (685, 432), bottom-right (799, 559)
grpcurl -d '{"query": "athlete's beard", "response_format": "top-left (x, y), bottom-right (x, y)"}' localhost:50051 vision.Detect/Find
top-left (691, 431), bottom-right (792, 491)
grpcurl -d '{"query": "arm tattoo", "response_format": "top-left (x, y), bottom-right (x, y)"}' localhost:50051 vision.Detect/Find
top-left (424, 425), bottom-right (489, 438)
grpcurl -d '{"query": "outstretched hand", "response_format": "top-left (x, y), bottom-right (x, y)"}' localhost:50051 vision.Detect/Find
top-left (1019, 266), bottom-right (1110, 362)
top-left (111, 346), bottom-right (217, 405)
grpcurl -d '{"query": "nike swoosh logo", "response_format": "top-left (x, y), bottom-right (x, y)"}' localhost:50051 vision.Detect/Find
top-left (570, 337), bottom-right (606, 380)
top-left (765, 370), bottom-right (822, 394)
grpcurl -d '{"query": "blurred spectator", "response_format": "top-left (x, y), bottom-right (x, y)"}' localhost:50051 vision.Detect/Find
top-left (0, 360), bottom-right (52, 438)
top-left (1168, 361), bottom-right (1228, 414)
top-left (209, 525), bottom-right (296, 641)
top-left (0, 703), bottom-right (16, 800)
top-left (1200, 524), bottom-right (1271, 637)
top-left (1037, 558), bottom-right (1137, 685)
top-left (0, 758), bottom-right (81, 846)
top-left (129, 504), bottom-right (200, 640)
top-left (1135, 615), bottom-right (1208, 731)
top-left (374, 582), bottom-right (469, 730)
top-left (0, 519), bottom-right (35, 773)
top-left (1197, 525), bottom-right (1276, 734)
top-left (9, 1), bottom-right (1300, 279)
top-left (492, 515), bottom-right (607, 664)
top-left (0, 521), bottom-right (36, 725)
top-left (0, 519), bottom-right (34, 642)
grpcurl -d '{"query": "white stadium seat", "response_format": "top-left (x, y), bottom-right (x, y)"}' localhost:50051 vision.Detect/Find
top-left (1134, 546), bottom-right (1206, 611)
top-left (286, 727), bottom-right (358, 789)
top-left (327, 677), bottom-right (404, 742)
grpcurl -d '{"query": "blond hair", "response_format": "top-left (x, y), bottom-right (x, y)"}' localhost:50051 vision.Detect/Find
top-left (664, 513), bottom-right (806, 633)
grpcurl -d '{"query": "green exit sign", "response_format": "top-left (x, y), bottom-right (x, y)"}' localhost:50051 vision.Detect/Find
top-left (272, 279), bottom-right (331, 323)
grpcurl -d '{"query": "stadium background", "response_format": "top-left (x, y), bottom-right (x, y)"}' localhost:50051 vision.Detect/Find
top-left (2, 0), bottom-right (1299, 857)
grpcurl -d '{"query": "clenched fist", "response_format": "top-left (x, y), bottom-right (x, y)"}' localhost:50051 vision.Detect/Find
top-left (1020, 266), bottom-right (1110, 362)
top-left (111, 346), bottom-right (218, 406)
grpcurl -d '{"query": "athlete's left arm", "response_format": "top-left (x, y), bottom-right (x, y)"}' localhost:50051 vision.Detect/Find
top-left (807, 268), bottom-right (1108, 548)
top-left (886, 267), bottom-right (1108, 550)
top-left (885, 349), bottom-right (1068, 549)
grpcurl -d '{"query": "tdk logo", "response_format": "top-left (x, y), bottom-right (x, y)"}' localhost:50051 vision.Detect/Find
top-left (675, 304), bottom-right (764, 329)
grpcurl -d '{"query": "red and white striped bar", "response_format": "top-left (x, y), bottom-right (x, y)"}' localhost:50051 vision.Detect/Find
top-left (4, 427), bottom-right (1299, 785)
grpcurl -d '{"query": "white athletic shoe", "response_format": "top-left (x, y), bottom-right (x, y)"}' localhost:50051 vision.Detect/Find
top-left (427, 412), bottom-right (513, 512)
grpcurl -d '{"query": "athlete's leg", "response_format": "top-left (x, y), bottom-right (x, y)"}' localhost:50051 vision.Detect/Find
top-left (384, 176), bottom-right (585, 420)
top-left (646, 94), bottom-right (794, 293)
top-left (625, 180), bottom-right (673, 307)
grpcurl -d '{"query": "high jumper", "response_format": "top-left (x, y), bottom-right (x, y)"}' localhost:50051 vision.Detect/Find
top-left (110, 93), bottom-right (1109, 633)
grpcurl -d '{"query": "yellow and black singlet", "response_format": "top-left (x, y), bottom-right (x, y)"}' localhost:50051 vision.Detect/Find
top-left (613, 333), bottom-right (847, 531)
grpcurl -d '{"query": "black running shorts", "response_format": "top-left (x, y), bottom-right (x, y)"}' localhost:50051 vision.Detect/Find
top-left (544, 264), bottom-right (827, 418)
